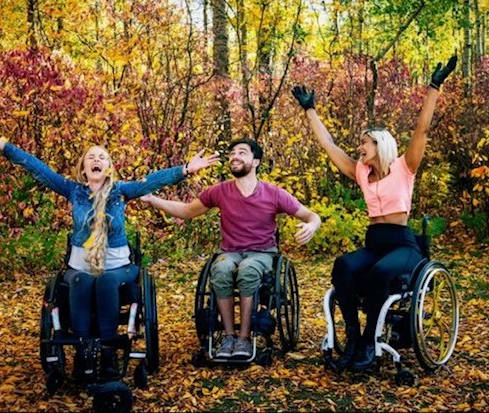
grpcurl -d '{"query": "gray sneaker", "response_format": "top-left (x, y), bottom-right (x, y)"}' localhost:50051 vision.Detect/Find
top-left (232, 337), bottom-right (252, 358)
top-left (215, 336), bottom-right (235, 358)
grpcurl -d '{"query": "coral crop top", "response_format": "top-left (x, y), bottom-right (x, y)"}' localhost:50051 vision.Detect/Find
top-left (356, 155), bottom-right (415, 218)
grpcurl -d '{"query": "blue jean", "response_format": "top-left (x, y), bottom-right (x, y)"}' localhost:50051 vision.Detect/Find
top-left (331, 224), bottom-right (421, 342)
top-left (64, 264), bottom-right (139, 340)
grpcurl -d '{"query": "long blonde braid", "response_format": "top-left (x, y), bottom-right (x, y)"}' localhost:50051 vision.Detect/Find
top-left (76, 146), bottom-right (115, 276)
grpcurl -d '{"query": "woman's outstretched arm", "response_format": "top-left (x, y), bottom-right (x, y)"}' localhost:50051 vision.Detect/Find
top-left (291, 86), bottom-right (357, 180)
top-left (405, 56), bottom-right (457, 173)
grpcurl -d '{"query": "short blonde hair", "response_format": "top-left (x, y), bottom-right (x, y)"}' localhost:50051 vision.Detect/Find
top-left (362, 128), bottom-right (398, 176)
top-left (76, 146), bottom-right (115, 275)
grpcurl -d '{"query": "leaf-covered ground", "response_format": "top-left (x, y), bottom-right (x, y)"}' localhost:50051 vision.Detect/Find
top-left (0, 241), bottom-right (488, 412)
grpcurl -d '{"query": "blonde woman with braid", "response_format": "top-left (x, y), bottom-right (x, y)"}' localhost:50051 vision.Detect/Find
top-left (0, 138), bottom-right (219, 379)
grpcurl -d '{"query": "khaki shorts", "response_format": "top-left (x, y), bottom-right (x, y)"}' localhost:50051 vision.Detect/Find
top-left (210, 248), bottom-right (277, 298)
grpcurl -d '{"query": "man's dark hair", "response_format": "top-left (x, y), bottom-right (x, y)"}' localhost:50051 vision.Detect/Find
top-left (228, 137), bottom-right (263, 160)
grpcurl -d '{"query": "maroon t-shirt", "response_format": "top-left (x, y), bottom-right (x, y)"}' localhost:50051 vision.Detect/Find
top-left (199, 180), bottom-right (301, 252)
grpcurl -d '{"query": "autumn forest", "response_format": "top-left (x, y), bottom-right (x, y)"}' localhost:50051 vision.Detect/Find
top-left (0, 0), bottom-right (488, 412)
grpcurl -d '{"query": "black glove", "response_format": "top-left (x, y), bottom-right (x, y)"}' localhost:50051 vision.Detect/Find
top-left (430, 55), bottom-right (457, 90)
top-left (291, 85), bottom-right (315, 110)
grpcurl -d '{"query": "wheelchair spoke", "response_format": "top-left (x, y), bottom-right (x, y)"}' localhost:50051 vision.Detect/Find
top-left (412, 262), bottom-right (459, 369)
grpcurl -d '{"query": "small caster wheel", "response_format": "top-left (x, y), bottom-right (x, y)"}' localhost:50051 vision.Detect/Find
top-left (134, 362), bottom-right (148, 389)
top-left (395, 369), bottom-right (415, 386)
top-left (46, 368), bottom-right (64, 396)
top-left (323, 349), bottom-right (336, 371)
top-left (256, 351), bottom-right (273, 367)
top-left (191, 351), bottom-right (207, 367)
top-left (90, 381), bottom-right (133, 413)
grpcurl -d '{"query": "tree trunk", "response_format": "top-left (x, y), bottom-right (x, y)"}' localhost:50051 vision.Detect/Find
top-left (211, 0), bottom-right (231, 142)
top-left (237, 0), bottom-right (249, 107)
top-left (462, 0), bottom-right (472, 96)
top-left (203, 0), bottom-right (210, 71)
top-left (474, 0), bottom-right (483, 65)
top-left (212, 0), bottom-right (229, 77)
top-left (366, 1), bottom-right (425, 123)
top-left (26, 0), bottom-right (38, 49)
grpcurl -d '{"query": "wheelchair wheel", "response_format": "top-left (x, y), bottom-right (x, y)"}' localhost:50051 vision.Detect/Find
top-left (142, 268), bottom-right (159, 374)
top-left (328, 289), bottom-right (347, 355)
top-left (410, 261), bottom-right (459, 371)
top-left (40, 300), bottom-right (54, 373)
top-left (194, 255), bottom-right (220, 347)
top-left (275, 255), bottom-right (300, 352)
top-left (91, 381), bottom-right (133, 413)
top-left (40, 279), bottom-right (65, 375)
top-left (134, 361), bottom-right (148, 389)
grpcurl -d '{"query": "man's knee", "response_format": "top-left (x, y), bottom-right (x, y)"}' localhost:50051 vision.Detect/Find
top-left (210, 271), bottom-right (235, 298)
top-left (236, 266), bottom-right (262, 297)
top-left (210, 254), bottom-right (241, 298)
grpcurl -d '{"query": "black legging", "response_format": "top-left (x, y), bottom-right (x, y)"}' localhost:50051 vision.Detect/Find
top-left (331, 223), bottom-right (421, 342)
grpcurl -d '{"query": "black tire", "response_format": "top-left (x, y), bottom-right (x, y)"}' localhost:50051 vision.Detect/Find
top-left (92, 381), bottom-right (134, 413)
top-left (191, 351), bottom-right (207, 368)
top-left (395, 369), bottom-right (415, 386)
top-left (410, 261), bottom-right (459, 371)
top-left (40, 299), bottom-right (54, 373)
top-left (134, 361), bottom-right (148, 389)
top-left (256, 350), bottom-right (273, 367)
top-left (46, 367), bottom-right (64, 396)
top-left (275, 256), bottom-right (300, 352)
top-left (142, 268), bottom-right (159, 374)
top-left (194, 255), bottom-right (217, 345)
top-left (40, 279), bottom-right (65, 376)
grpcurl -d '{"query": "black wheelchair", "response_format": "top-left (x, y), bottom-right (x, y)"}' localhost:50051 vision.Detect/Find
top-left (39, 233), bottom-right (159, 413)
top-left (191, 251), bottom-right (300, 367)
top-left (321, 217), bottom-right (459, 385)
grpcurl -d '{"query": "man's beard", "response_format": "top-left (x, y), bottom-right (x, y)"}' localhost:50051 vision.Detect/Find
top-left (230, 162), bottom-right (253, 178)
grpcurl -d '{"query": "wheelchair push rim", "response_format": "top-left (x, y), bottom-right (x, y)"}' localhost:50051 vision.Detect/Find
top-left (275, 255), bottom-right (300, 352)
top-left (410, 261), bottom-right (459, 370)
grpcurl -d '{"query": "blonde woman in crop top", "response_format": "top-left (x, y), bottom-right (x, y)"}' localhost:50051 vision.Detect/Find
top-left (291, 56), bottom-right (457, 374)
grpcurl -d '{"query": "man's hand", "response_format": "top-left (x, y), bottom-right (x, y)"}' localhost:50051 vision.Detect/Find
top-left (430, 55), bottom-right (457, 90)
top-left (294, 222), bottom-right (318, 245)
top-left (291, 85), bottom-right (316, 111)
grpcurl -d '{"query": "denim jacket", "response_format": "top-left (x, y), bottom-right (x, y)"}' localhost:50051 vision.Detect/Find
top-left (3, 143), bottom-right (185, 248)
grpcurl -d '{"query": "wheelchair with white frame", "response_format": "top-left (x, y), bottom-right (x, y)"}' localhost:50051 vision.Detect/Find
top-left (191, 250), bottom-right (300, 367)
top-left (39, 232), bottom-right (159, 413)
top-left (321, 217), bottom-right (459, 385)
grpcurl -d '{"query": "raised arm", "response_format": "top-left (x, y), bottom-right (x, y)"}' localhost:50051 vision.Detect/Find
top-left (292, 86), bottom-right (357, 180)
top-left (292, 205), bottom-right (321, 245)
top-left (121, 149), bottom-right (221, 200)
top-left (405, 56), bottom-right (457, 173)
top-left (0, 137), bottom-right (75, 198)
top-left (141, 194), bottom-right (210, 220)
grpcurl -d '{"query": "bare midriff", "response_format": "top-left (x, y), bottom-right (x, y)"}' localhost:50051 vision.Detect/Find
top-left (369, 211), bottom-right (408, 226)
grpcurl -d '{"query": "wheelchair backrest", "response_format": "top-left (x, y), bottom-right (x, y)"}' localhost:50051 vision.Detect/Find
top-left (128, 231), bottom-right (142, 267)
top-left (415, 234), bottom-right (430, 261)
top-left (414, 215), bottom-right (431, 261)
